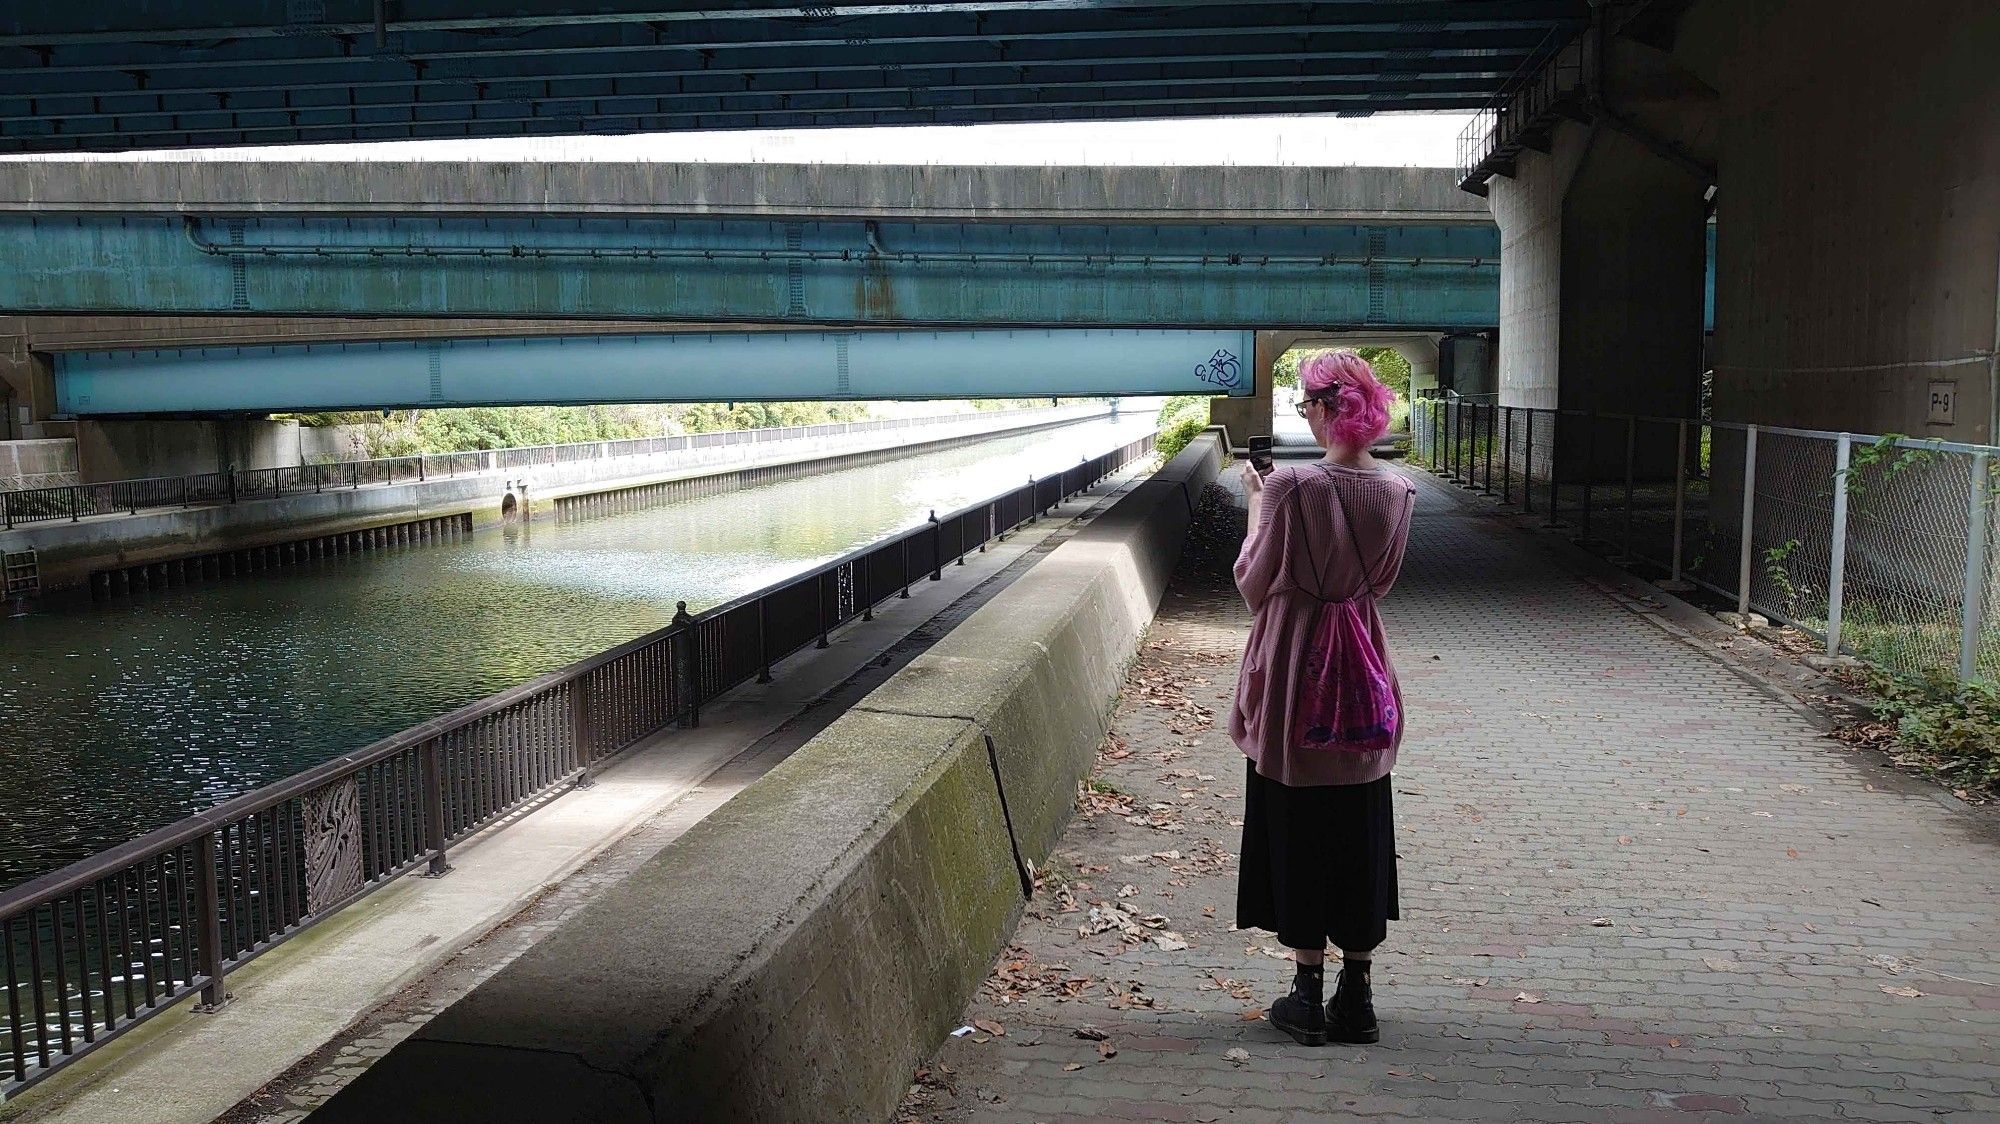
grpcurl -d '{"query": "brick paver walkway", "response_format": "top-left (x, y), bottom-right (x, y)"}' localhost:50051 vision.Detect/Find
top-left (904, 469), bottom-right (2000, 1123)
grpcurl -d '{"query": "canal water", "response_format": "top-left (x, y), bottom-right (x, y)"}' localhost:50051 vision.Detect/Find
top-left (0, 416), bottom-right (1156, 890)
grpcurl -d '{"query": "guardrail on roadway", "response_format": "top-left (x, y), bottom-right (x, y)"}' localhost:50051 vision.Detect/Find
top-left (0, 405), bottom-right (1093, 529)
top-left (0, 428), bottom-right (1156, 1098)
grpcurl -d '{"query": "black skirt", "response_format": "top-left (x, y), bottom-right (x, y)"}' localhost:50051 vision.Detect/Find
top-left (1235, 759), bottom-right (1399, 953)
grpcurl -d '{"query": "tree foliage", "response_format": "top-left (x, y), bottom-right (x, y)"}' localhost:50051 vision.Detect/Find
top-left (285, 400), bottom-right (1037, 457)
top-left (1270, 346), bottom-right (1414, 397)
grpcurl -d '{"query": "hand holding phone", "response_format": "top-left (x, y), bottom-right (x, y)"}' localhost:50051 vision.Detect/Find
top-left (1247, 435), bottom-right (1275, 477)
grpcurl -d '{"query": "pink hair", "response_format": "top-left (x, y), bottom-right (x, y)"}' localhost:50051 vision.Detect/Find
top-left (1300, 349), bottom-right (1395, 449)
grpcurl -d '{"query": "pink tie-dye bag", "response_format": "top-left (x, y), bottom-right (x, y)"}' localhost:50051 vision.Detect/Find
top-left (1285, 469), bottom-right (1400, 752)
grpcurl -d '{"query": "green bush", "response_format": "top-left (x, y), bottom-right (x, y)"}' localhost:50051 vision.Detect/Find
top-left (1155, 412), bottom-right (1208, 462)
top-left (1154, 394), bottom-right (1209, 430)
top-left (1862, 669), bottom-right (2000, 794)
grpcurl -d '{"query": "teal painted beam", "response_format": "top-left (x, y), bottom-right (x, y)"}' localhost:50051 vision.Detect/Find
top-left (3, 213), bottom-right (1502, 329)
top-left (54, 328), bottom-right (1258, 416)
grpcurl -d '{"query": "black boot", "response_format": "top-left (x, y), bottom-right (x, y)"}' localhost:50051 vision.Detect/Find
top-left (1268, 963), bottom-right (1327, 1046)
top-left (1326, 959), bottom-right (1380, 1044)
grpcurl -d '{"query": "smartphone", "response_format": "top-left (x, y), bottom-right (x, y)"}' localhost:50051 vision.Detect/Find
top-left (1248, 435), bottom-right (1274, 477)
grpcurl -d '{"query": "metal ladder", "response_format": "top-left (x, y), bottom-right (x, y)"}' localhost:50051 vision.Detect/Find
top-left (3, 549), bottom-right (39, 597)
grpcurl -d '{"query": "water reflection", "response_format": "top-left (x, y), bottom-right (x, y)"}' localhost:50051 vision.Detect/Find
top-left (0, 418), bottom-right (1155, 888)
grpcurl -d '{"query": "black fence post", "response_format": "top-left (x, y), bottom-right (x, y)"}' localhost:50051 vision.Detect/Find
top-left (928, 510), bottom-right (943, 581)
top-left (571, 675), bottom-right (597, 788)
top-left (1547, 412), bottom-right (1562, 527)
top-left (816, 571), bottom-right (830, 649)
top-left (1522, 409), bottom-right (1535, 514)
top-left (756, 598), bottom-right (773, 684)
top-left (672, 601), bottom-right (701, 728)
top-left (421, 740), bottom-right (451, 874)
top-left (1483, 402), bottom-right (1497, 493)
top-left (900, 537), bottom-right (912, 598)
top-left (192, 834), bottom-right (228, 1009)
top-left (227, 471), bottom-right (238, 505)
top-left (1581, 410), bottom-right (1597, 536)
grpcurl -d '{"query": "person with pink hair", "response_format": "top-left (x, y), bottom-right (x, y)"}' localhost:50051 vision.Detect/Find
top-left (1231, 348), bottom-right (1417, 1046)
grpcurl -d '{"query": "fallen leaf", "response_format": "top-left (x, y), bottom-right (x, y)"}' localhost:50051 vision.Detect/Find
top-left (1786, 848), bottom-right (1800, 859)
top-left (1590, 917), bottom-right (1613, 927)
top-left (1097, 1041), bottom-right (1118, 1060)
top-left (1224, 1047), bottom-right (1250, 1064)
top-left (1880, 985), bottom-right (1923, 998)
top-left (1667, 1037), bottom-right (1682, 1048)
top-left (1616, 836), bottom-right (1633, 845)
top-left (1073, 1026), bottom-right (1110, 1041)
top-left (1514, 992), bottom-right (1543, 1004)
top-left (972, 1019), bottom-right (1005, 1037)
top-left (1239, 1008), bottom-right (1264, 1021)
top-left (1117, 884), bottom-right (1139, 899)
top-left (1063, 1062), bottom-right (1084, 1072)
top-left (1702, 957), bottom-right (1740, 973)
top-left (1154, 934), bottom-right (1190, 952)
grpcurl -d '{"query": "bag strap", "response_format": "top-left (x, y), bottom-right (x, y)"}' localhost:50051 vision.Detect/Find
top-left (1314, 465), bottom-right (1380, 599)
top-left (1273, 465), bottom-right (1381, 603)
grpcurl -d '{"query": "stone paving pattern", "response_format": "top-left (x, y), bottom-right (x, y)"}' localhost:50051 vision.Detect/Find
top-left (903, 471), bottom-right (2000, 1123)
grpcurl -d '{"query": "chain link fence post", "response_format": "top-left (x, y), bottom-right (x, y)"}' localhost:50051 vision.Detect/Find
top-left (1959, 450), bottom-right (1991, 684)
top-left (1738, 425), bottom-right (1759, 617)
top-left (1668, 419), bottom-right (1690, 588)
top-left (1826, 432), bottom-right (1852, 657)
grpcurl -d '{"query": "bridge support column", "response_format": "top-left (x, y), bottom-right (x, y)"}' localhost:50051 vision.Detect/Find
top-left (0, 345), bottom-right (57, 440)
top-left (1490, 117), bottom-right (1709, 477)
top-left (1206, 332), bottom-right (1280, 452)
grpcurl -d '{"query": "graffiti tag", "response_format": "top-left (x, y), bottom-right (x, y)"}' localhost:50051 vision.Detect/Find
top-left (1194, 349), bottom-right (1243, 390)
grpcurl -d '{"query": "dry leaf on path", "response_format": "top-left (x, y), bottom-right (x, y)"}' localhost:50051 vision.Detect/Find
top-left (972, 1019), bottom-right (1005, 1037)
top-left (1514, 992), bottom-right (1543, 1004)
top-left (1880, 985), bottom-right (1923, 998)
top-left (1224, 1047), bottom-right (1251, 1064)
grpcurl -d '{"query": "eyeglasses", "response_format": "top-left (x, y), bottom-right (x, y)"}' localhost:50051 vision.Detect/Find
top-left (1294, 397), bottom-right (1323, 418)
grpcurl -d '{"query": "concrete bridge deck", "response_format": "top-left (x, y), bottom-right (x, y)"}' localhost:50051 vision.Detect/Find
top-left (908, 469), bottom-right (2000, 1122)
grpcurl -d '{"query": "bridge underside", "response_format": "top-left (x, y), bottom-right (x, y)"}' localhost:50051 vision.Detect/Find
top-left (54, 328), bottom-right (1257, 416)
top-left (2, 215), bottom-right (1500, 329)
top-left (0, 2), bottom-right (1588, 153)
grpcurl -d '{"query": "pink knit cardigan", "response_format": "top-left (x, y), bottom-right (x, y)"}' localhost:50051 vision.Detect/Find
top-left (1229, 463), bottom-right (1416, 787)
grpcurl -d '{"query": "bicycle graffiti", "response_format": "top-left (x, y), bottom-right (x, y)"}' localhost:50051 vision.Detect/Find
top-left (1195, 349), bottom-right (1243, 390)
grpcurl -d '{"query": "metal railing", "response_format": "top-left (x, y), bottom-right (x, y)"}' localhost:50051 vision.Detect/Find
top-left (0, 405), bottom-right (1096, 530)
top-left (1412, 397), bottom-right (2000, 687)
top-left (1456, 33), bottom-right (1592, 189)
top-left (0, 429), bottom-right (1155, 1096)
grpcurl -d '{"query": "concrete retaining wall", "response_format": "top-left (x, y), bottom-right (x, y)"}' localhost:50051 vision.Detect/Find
top-left (311, 430), bottom-right (1226, 1124)
top-left (75, 417), bottom-right (301, 481)
top-left (0, 438), bottom-right (75, 490)
top-left (1, 407), bottom-right (1108, 592)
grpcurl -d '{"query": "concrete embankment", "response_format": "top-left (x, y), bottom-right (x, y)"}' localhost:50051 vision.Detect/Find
top-left (309, 429), bottom-right (1226, 1124)
top-left (1, 407), bottom-right (1107, 594)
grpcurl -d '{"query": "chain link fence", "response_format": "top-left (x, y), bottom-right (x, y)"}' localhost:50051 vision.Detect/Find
top-left (1413, 398), bottom-right (2000, 687)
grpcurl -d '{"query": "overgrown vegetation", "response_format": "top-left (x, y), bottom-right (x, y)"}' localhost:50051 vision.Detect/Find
top-left (1272, 345), bottom-right (1413, 433)
top-left (283, 400), bottom-right (1028, 458)
top-left (1848, 668), bottom-right (2000, 796)
top-left (1154, 395), bottom-right (1212, 461)
top-left (1270, 345), bottom-right (1413, 397)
